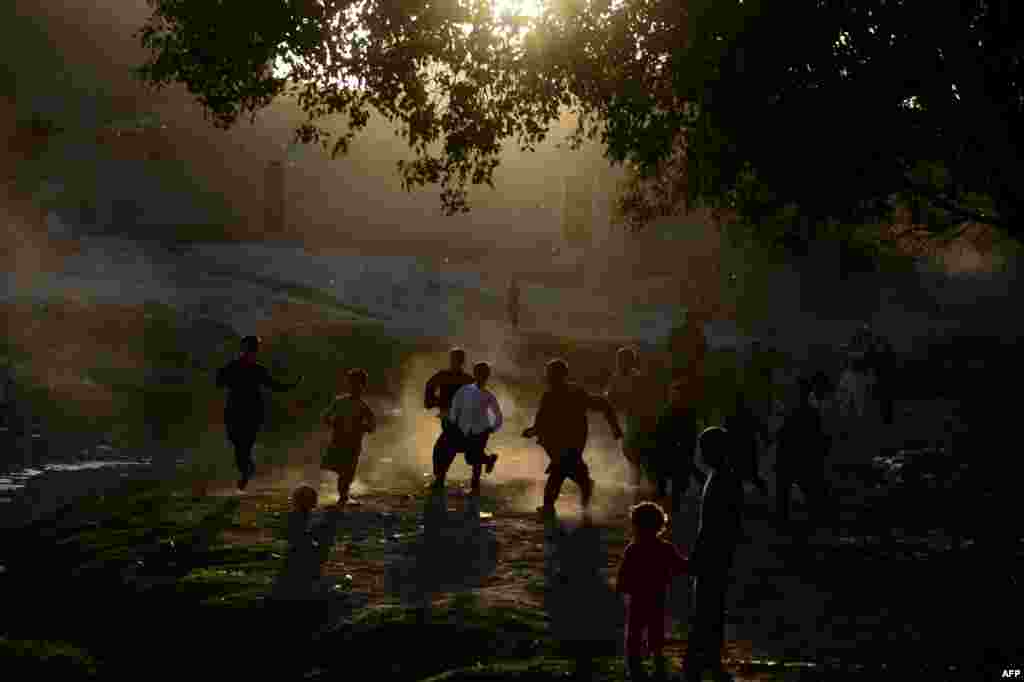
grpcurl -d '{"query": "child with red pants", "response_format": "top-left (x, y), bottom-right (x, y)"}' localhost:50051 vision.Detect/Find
top-left (616, 501), bottom-right (690, 681)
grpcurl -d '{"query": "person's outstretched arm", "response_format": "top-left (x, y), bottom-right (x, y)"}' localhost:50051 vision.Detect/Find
top-left (424, 371), bottom-right (441, 409)
top-left (667, 542), bottom-right (690, 577)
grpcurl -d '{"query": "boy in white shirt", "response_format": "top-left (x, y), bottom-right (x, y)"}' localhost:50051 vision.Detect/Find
top-left (449, 361), bottom-right (502, 496)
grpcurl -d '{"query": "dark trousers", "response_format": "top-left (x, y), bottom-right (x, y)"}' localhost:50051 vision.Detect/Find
top-left (626, 599), bottom-right (667, 657)
top-left (776, 464), bottom-right (831, 525)
top-left (226, 417), bottom-right (261, 478)
top-left (432, 418), bottom-right (464, 483)
top-left (432, 420), bottom-right (489, 487)
top-left (543, 448), bottom-right (593, 509)
top-left (685, 573), bottom-right (730, 679)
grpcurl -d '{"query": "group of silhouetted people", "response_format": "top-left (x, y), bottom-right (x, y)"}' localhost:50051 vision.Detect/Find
top-left (215, 332), bottom-right (866, 682)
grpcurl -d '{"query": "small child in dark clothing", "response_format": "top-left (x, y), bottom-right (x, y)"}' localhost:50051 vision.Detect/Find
top-left (616, 501), bottom-right (690, 682)
top-left (684, 426), bottom-right (742, 682)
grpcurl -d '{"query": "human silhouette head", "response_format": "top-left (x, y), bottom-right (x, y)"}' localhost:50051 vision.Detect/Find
top-left (347, 368), bottom-right (368, 397)
top-left (240, 335), bottom-right (261, 356)
top-left (546, 359), bottom-right (569, 388)
top-left (669, 379), bottom-right (688, 407)
top-left (292, 485), bottom-right (318, 513)
top-left (630, 501), bottom-right (668, 540)
top-left (699, 426), bottom-right (731, 471)
top-left (449, 347), bottom-right (467, 371)
top-left (616, 347), bottom-right (637, 375)
top-left (473, 361), bottom-right (491, 388)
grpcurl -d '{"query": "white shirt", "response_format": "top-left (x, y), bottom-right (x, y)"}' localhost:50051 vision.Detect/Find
top-left (449, 383), bottom-right (503, 436)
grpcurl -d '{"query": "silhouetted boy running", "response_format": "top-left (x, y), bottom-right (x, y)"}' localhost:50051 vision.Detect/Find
top-left (684, 426), bottom-right (742, 682)
top-left (524, 359), bottom-right (623, 520)
top-left (321, 368), bottom-right (376, 506)
top-left (425, 348), bottom-right (475, 489)
top-left (216, 335), bottom-right (302, 490)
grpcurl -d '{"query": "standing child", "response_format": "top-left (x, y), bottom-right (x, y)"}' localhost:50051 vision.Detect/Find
top-left (448, 361), bottom-right (502, 497)
top-left (723, 392), bottom-right (769, 496)
top-left (616, 501), bottom-right (690, 682)
top-left (321, 369), bottom-right (376, 506)
top-left (775, 378), bottom-right (833, 528)
top-left (684, 426), bottom-right (742, 682)
top-left (650, 379), bottom-right (707, 516)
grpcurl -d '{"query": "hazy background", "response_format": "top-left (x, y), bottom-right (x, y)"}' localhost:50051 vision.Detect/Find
top-left (2, 0), bottom-right (1021, 509)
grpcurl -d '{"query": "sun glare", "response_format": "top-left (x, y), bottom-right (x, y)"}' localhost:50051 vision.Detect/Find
top-left (492, 0), bottom-right (544, 19)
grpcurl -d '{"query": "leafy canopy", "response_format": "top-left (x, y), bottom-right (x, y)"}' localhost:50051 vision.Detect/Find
top-left (134, 0), bottom-right (1023, 242)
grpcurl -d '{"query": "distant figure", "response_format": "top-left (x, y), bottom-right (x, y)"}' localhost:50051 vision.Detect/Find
top-left (651, 379), bottom-right (707, 516)
top-left (723, 392), bottom-right (769, 495)
top-left (606, 347), bottom-right (660, 504)
top-left (216, 335), bottom-right (302, 490)
top-left (424, 348), bottom-right (475, 490)
top-left (449, 361), bottom-right (503, 498)
top-left (524, 358), bottom-right (623, 520)
top-left (507, 278), bottom-right (521, 328)
top-left (616, 501), bottom-right (690, 682)
top-left (321, 368), bottom-right (376, 506)
top-left (684, 427), bottom-right (743, 682)
top-left (775, 378), bottom-right (833, 527)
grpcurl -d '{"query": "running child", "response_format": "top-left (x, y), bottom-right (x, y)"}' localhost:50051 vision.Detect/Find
top-left (321, 368), bottom-right (376, 506)
top-left (448, 361), bottom-right (502, 496)
top-left (524, 358), bottom-right (623, 520)
top-left (216, 335), bottom-right (303, 490)
top-left (424, 348), bottom-right (475, 489)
